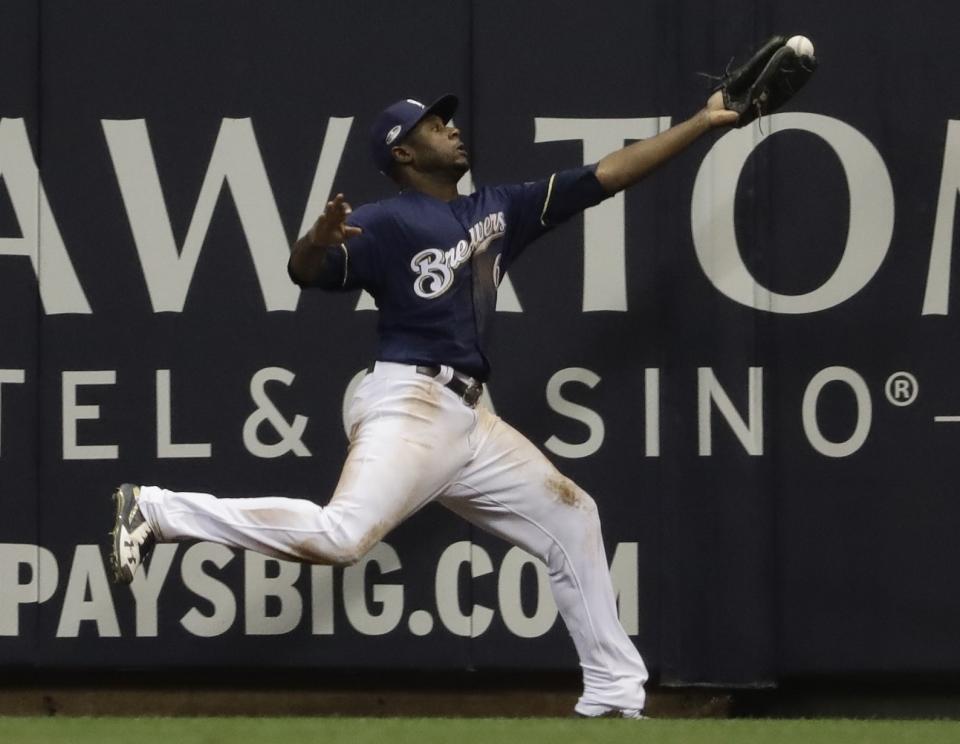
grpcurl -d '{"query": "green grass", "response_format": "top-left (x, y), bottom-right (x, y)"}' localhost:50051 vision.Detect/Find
top-left (1, 717), bottom-right (959, 744)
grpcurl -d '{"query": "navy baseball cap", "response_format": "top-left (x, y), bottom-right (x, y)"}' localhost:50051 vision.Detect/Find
top-left (369, 94), bottom-right (458, 174)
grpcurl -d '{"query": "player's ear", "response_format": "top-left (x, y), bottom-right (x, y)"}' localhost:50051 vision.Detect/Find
top-left (391, 144), bottom-right (414, 166)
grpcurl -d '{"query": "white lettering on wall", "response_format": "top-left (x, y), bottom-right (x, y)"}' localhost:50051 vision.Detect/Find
top-left (544, 367), bottom-right (605, 458)
top-left (922, 120), bottom-right (960, 315)
top-left (535, 117), bottom-right (668, 312)
top-left (242, 367), bottom-right (310, 458)
top-left (129, 544), bottom-right (177, 637)
top-left (497, 548), bottom-right (557, 638)
top-left (0, 118), bottom-right (91, 313)
top-left (180, 542), bottom-right (237, 637)
top-left (434, 541), bottom-right (494, 638)
top-left (0, 370), bottom-right (26, 457)
top-left (692, 113), bottom-right (894, 313)
top-left (644, 367), bottom-right (660, 457)
top-left (62, 370), bottom-right (118, 460)
top-left (156, 369), bottom-right (212, 458)
top-left (103, 118), bottom-right (352, 312)
top-left (244, 553), bottom-right (303, 636)
top-left (698, 367), bottom-right (764, 456)
top-left (55, 545), bottom-right (120, 638)
top-left (802, 366), bottom-right (872, 457)
top-left (0, 544), bottom-right (58, 636)
top-left (609, 542), bottom-right (639, 635)
top-left (342, 543), bottom-right (403, 636)
top-left (311, 564), bottom-right (335, 635)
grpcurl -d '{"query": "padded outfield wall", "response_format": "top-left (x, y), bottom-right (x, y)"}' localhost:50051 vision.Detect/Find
top-left (1, 0), bottom-right (959, 685)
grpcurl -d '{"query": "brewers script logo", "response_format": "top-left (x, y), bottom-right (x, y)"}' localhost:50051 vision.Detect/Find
top-left (411, 211), bottom-right (506, 299)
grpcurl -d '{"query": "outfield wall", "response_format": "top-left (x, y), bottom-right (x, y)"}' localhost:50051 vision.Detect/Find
top-left (1, 0), bottom-right (959, 685)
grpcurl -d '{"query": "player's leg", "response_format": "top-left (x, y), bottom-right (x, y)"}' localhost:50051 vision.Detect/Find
top-left (125, 364), bottom-right (474, 573)
top-left (439, 406), bottom-right (648, 717)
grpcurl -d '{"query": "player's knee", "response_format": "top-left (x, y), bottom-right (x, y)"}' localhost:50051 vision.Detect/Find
top-left (299, 543), bottom-right (362, 566)
top-left (329, 544), bottom-right (365, 566)
top-left (578, 491), bottom-right (599, 515)
top-left (305, 540), bottom-right (360, 566)
top-left (322, 529), bottom-right (381, 566)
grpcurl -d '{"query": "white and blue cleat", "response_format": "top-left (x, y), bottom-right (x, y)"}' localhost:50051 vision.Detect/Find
top-left (109, 483), bottom-right (155, 585)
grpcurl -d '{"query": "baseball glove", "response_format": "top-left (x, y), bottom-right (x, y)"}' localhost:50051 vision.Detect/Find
top-left (718, 36), bottom-right (818, 127)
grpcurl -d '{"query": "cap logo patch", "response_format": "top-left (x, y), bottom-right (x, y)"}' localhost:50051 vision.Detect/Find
top-left (385, 125), bottom-right (402, 145)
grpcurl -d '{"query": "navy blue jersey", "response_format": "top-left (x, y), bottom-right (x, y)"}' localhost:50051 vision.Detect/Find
top-left (300, 165), bottom-right (608, 381)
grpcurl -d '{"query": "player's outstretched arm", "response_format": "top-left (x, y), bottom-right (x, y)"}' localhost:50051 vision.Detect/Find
top-left (594, 91), bottom-right (737, 195)
top-left (289, 193), bottom-right (362, 286)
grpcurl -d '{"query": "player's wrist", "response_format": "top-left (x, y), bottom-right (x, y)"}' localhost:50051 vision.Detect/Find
top-left (700, 105), bottom-right (737, 130)
top-left (692, 108), bottom-right (714, 132)
top-left (307, 228), bottom-right (336, 249)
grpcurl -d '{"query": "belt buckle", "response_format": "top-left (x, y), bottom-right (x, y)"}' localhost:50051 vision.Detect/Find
top-left (462, 382), bottom-right (482, 408)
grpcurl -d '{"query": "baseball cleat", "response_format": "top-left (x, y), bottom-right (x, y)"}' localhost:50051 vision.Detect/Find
top-left (575, 705), bottom-right (646, 719)
top-left (109, 483), bottom-right (155, 585)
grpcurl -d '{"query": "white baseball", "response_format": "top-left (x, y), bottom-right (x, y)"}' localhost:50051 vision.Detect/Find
top-left (786, 35), bottom-right (815, 57)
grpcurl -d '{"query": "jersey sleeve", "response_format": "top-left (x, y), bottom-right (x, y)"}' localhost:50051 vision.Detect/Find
top-left (340, 210), bottom-right (381, 291)
top-left (499, 164), bottom-right (609, 258)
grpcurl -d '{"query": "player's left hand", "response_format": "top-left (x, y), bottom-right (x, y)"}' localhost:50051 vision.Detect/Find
top-left (714, 36), bottom-right (819, 128)
top-left (705, 91), bottom-right (739, 128)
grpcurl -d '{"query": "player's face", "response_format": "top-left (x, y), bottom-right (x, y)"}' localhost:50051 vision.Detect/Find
top-left (401, 114), bottom-right (470, 179)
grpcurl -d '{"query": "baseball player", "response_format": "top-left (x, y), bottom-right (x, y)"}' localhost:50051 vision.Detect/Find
top-left (111, 41), bottom-right (815, 719)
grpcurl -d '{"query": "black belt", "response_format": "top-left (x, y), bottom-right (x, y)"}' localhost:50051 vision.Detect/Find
top-left (416, 365), bottom-right (483, 408)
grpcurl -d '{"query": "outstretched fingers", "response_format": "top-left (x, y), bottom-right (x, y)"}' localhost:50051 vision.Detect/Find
top-left (314, 193), bottom-right (362, 243)
top-left (325, 193), bottom-right (349, 220)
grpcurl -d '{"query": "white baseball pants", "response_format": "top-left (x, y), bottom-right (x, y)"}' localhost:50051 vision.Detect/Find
top-left (138, 361), bottom-right (647, 713)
